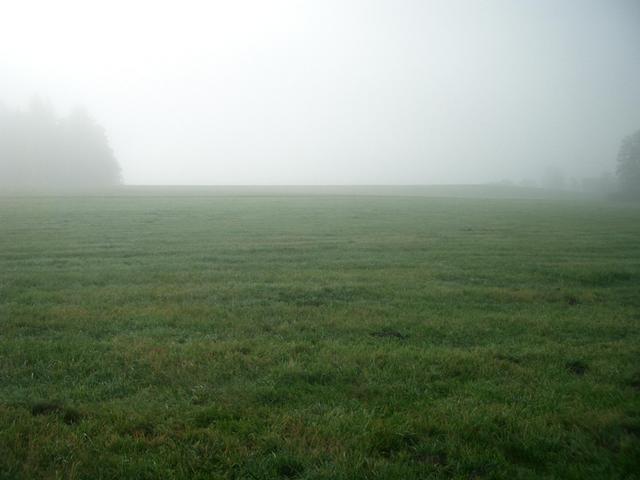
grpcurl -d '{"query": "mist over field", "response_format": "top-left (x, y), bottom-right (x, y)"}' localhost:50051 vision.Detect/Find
top-left (2, 2), bottom-right (640, 479)
top-left (1, 0), bottom-right (639, 187)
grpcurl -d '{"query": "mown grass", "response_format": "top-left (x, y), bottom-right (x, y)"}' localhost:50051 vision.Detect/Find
top-left (0, 190), bottom-right (639, 479)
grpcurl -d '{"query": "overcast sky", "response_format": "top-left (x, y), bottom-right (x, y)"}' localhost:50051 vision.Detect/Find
top-left (1, 0), bottom-right (639, 185)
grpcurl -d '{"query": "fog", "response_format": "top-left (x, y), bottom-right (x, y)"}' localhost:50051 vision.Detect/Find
top-left (1, 0), bottom-right (639, 186)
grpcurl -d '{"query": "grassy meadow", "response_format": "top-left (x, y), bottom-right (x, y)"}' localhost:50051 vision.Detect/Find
top-left (0, 188), bottom-right (639, 479)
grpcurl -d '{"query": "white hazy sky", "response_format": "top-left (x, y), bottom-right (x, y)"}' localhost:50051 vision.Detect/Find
top-left (1, 0), bottom-right (639, 185)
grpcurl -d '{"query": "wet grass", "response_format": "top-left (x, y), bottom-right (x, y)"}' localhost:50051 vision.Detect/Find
top-left (0, 191), bottom-right (639, 479)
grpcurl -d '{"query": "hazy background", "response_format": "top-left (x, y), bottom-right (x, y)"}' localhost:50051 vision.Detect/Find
top-left (1, 0), bottom-right (639, 186)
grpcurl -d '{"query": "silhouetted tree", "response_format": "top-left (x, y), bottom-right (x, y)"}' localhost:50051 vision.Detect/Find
top-left (616, 129), bottom-right (640, 198)
top-left (0, 98), bottom-right (121, 189)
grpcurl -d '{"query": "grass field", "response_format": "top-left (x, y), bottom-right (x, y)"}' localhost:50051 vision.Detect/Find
top-left (1, 188), bottom-right (639, 479)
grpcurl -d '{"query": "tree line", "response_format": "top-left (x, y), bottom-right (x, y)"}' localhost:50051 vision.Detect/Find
top-left (617, 129), bottom-right (640, 200)
top-left (0, 98), bottom-right (121, 189)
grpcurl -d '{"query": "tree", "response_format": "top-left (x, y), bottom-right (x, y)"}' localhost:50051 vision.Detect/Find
top-left (616, 129), bottom-right (640, 198)
top-left (0, 98), bottom-right (121, 190)
top-left (62, 108), bottom-right (121, 187)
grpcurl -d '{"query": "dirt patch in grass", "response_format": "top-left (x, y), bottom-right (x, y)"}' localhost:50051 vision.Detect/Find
top-left (626, 374), bottom-right (640, 392)
top-left (495, 354), bottom-right (521, 364)
top-left (276, 458), bottom-right (305, 479)
top-left (370, 330), bottom-right (408, 340)
top-left (415, 451), bottom-right (449, 466)
top-left (371, 430), bottom-right (420, 457)
top-left (565, 360), bottom-right (588, 376)
top-left (565, 295), bottom-right (579, 306)
top-left (31, 402), bottom-right (82, 425)
top-left (621, 421), bottom-right (640, 438)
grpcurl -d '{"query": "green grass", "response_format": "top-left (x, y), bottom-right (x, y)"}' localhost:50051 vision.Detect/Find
top-left (1, 189), bottom-right (639, 479)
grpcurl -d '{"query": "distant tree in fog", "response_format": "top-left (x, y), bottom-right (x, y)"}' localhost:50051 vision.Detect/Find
top-left (0, 97), bottom-right (121, 189)
top-left (62, 108), bottom-right (121, 186)
top-left (616, 129), bottom-right (640, 198)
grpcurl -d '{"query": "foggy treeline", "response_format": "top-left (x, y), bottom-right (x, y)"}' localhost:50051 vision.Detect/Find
top-left (0, 98), bottom-right (120, 189)
top-left (617, 129), bottom-right (640, 199)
